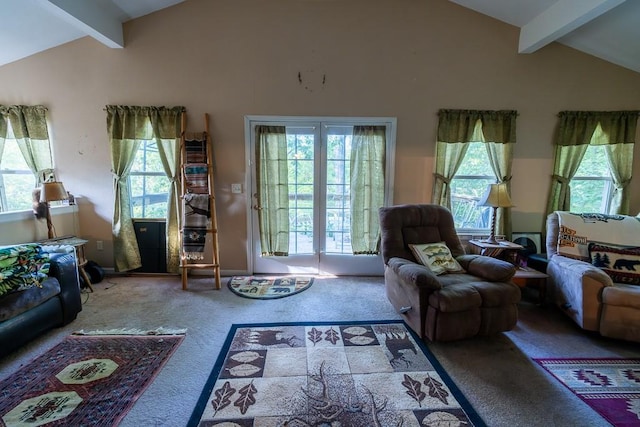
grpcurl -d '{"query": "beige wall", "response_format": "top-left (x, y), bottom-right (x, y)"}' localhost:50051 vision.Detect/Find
top-left (1, 0), bottom-right (639, 270)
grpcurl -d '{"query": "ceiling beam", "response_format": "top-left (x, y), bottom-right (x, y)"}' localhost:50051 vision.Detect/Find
top-left (518, 0), bottom-right (627, 53)
top-left (40, 0), bottom-right (124, 48)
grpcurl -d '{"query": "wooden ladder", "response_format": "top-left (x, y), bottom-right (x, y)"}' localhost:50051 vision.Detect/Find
top-left (179, 112), bottom-right (221, 290)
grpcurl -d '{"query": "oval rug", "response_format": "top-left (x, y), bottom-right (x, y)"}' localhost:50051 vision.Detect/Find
top-left (227, 276), bottom-right (314, 299)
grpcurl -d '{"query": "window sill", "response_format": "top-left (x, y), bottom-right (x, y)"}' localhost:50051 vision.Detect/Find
top-left (0, 204), bottom-right (78, 224)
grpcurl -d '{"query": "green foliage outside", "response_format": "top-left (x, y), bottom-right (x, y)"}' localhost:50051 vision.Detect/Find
top-left (570, 145), bottom-right (611, 213)
top-left (129, 141), bottom-right (169, 218)
top-left (286, 132), bottom-right (353, 254)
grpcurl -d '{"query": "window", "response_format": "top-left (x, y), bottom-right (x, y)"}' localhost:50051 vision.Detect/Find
top-left (129, 141), bottom-right (170, 218)
top-left (570, 145), bottom-right (613, 213)
top-left (450, 142), bottom-right (494, 231)
top-left (0, 138), bottom-right (36, 213)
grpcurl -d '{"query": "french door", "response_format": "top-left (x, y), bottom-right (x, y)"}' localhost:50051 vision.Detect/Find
top-left (245, 116), bottom-right (396, 275)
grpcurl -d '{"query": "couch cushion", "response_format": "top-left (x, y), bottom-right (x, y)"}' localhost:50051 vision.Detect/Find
top-left (429, 283), bottom-right (481, 312)
top-left (409, 242), bottom-right (464, 275)
top-left (602, 284), bottom-right (640, 310)
top-left (588, 243), bottom-right (640, 285)
top-left (0, 277), bottom-right (60, 321)
top-left (470, 281), bottom-right (521, 307)
top-left (0, 244), bottom-right (50, 298)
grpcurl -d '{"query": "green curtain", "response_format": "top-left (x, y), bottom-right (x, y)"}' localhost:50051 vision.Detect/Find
top-left (605, 143), bottom-right (634, 214)
top-left (485, 142), bottom-right (514, 237)
top-left (2, 105), bottom-right (52, 181)
top-left (256, 126), bottom-right (289, 256)
top-left (0, 112), bottom-right (6, 211)
top-left (433, 109), bottom-right (517, 237)
top-left (106, 105), bottom-right (184, 272)
top-left (350, 125), bottom-right (386, 254)
top-left (545, 111), bottom-right (639, 216)
top-left (431, 141), bottom-right (469, 208)
top-left (150, 108), bottom-right (184, 273)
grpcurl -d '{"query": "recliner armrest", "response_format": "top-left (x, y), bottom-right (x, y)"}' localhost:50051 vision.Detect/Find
top-left (387, 257), bottom-right (442, 290)
top-left (456, 254), bottom-right (516, 282)
top-left (49, 253), bottom-right (82, 323)
top-left (548, 254), bottom-right (613, 287)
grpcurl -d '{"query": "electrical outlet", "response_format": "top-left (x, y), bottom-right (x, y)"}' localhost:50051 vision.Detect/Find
top-left (97, 240), bottom-right (104, 251)
top-left (231, 183), bottom-right (242, 194)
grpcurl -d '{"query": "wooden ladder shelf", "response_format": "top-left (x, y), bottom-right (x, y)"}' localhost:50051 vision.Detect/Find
top-left (179, 112), bottom-right (221, 290)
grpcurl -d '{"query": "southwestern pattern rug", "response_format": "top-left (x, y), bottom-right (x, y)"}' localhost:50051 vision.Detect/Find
top-left (0, 331), bottom-right (184, 427)
top-left (188, 320), bottom-right (485, 426)
top-left (535, 358), bottom-right (640, 426)
top-left (228, 276), bottom-right (314, 300)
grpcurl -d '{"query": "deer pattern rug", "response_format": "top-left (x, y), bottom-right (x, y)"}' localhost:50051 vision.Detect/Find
top-left (188, 320), bottom-right (485, 426)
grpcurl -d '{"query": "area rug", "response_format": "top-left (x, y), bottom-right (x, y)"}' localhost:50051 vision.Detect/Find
top-left (227, 276), bottom-right (314, 299)
top-left (188, 320), bottom-right (485, 426)
top-left (0, 330), bottom-right (185, 427)
top-left (535, 358), bottom-right (640, 426)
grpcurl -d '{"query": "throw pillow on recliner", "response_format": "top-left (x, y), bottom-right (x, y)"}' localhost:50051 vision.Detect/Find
top-left (588, 242), bottom-right (640, 285)
top-left (409, 242), bottom-right (465, 275)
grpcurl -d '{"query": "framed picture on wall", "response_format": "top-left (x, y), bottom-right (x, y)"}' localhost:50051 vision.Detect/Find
top-left (512, 232), bottom-right (543, 255)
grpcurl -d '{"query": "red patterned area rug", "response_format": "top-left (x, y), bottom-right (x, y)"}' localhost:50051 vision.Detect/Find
top-left (188, 320), bottom-right (486, 426)
top-left (0, 330), bottom-right (185, 427)
top-left (535, 358), bottom-right (640, 426)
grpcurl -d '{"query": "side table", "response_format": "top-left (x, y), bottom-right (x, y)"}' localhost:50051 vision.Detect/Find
top-left (468, 239), bottom-right (524, 264)
top-left (512, 267), bottom-right (548, 305)
top-left (39, 235), bottom-right (93, 292)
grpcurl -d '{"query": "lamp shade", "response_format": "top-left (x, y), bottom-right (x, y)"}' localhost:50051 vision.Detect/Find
top-left (40, 181), bottom-right (68, 203)
top-left (478, 183), bottom-right (513, 208)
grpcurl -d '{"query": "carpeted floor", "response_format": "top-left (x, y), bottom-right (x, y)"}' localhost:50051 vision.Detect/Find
top-left (1, 275), bottom-right (639, 427)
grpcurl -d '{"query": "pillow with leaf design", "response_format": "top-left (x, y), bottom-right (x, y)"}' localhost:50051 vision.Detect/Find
top-left (409, 242), bottom-right (465, 275)
top-left (0, 244), bottom-right (50, 298)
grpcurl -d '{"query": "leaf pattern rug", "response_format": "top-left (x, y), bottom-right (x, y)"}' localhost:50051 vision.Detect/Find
top-left (188, 320), bottom-right (485, 426)
top-left (535, 358), bottom-right (640, 426)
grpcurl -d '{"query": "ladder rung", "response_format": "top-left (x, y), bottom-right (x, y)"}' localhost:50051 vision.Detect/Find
top-left (180, 263), bottom-right (219, 268)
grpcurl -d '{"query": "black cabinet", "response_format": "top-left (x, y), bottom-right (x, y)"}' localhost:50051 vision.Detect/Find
top-left (133, 219), bottom-right (167, 273)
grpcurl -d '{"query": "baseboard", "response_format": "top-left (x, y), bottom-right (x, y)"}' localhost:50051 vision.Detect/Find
top-left (102, 268), bottom-right (248, 277)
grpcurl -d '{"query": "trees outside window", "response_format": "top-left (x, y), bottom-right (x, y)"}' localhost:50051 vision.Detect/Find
top-left (450, 142), bottom-right (494, 231)
top-left (129, 140), bottom-right (170, 218)
top-left (0, 138), bottom-right (35, 212)
top-left (570, 145), bottom-right (613, 213)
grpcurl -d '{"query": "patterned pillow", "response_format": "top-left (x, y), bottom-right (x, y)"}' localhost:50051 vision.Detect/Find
top-left (409, 242), bottom-right (465, 275)
top-left (588, 243), bottom-right (640, 285)
top-left (0, 244), bottom-right (51, 298)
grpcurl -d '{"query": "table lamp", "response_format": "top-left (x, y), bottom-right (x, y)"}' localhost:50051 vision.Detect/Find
top-left (478, 182), bottom-right (513, 244)
top-left (40, 181), bottom-right (68, 239)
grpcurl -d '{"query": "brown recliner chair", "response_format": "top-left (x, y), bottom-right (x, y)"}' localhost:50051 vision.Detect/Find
top-left (379, 204), bottom-right (521, 341)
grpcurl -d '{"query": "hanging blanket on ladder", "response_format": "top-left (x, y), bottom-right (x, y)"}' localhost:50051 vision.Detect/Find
top-left (182, 193), bottom-right (210, 260)
top-left (184, 135), bottom-right (207, 163)
top-left (184, 164), bottom-right (209, 194)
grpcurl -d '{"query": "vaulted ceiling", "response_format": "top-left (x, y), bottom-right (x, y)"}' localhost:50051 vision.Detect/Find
top-left (1, 0), bottom-right (640, 74)
top-left (449, 0), bottom-right (640, 73)
top-left (0, 0), bottom-right (184, 67)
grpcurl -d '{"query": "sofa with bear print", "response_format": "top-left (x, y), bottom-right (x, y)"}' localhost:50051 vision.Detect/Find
top-left (546, 211), bottom-right (640, 343)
